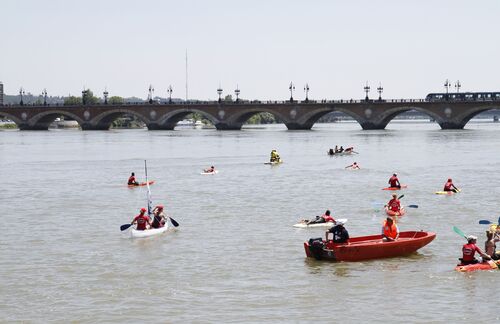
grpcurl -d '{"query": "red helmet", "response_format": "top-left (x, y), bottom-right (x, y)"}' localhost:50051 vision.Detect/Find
top-left (140, 207), bottom-right (147, 213)
top-left (156, 205), bottom-right (164, 210)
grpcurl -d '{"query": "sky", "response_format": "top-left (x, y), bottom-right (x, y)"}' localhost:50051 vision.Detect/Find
top-left (1, 0), bottom-right (499, 100)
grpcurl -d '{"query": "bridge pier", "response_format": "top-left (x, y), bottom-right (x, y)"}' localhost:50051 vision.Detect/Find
top-left (215, 123), bottom-right (242, 130)
top-left (285, 122), bottom-right (313, 130)
top-left (359, 122), bottom-right (387, 130)
top-left (18, 124), bottom-right (48, 130)
top-left (438, 122), bottom-right (465, 130)
top-left (147, 123), bottom-right (175, 130)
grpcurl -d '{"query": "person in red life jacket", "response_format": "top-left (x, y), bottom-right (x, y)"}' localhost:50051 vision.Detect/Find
top-left (443, 178), bottom-right (459, 192)
top-left (388, 173), bottom-right (401, 189)
top-left (131, 207), bottom-right (151, 230)
top-left (386, 193), bottom-right (401, 213)
top-left (382, 216), bottom-right (399, 241)
top-left (151, 205), bottom-right (166, 229)
top-left (460, 235), bottom-right (491, 265)
top-left (128, 172), bottom-right (139, 186)
top-left (306, 210), bottom-right (335, 225)
top-left (345, 162), bottom-right (360, 170)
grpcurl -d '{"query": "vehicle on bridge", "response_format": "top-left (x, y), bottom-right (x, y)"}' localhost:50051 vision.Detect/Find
top-left (426, 92), bottom-right (500, 102)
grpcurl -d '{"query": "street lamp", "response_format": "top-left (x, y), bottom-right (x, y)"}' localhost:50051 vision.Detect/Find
top-left (234, 85), bottom-right (240, 103)
top-left (42, 88), bottom-right (48, 106)
top-left (103, 88), bottom-right (109, 104)
top-left (304, 83), bottom-right (310, 102)
top-left (364, 81), bottom-right (370, 101)
top-left (167, 85), bottom-right (173, 103)
top-left (148, 85), bottom-right (155, 104)
top-left (217, 84), bottom-right (223, 103)
top-left (82, 88), bottom-right (88, 105)
top-left (19, 87), bottom-right (25, 106)
top-left (455, 80), bottom-right (461, 93)
top-left (444, 79), bottom-right (451, 94)
top-left (377, 83), bottom-right (383, 101)
top-left (289, 82), bottom-right (295, 102)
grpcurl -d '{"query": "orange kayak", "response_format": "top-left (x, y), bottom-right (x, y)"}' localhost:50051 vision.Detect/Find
top-left (385, 206), bottom-right (406, 217)
top-left (455, 260), bottom-right (499, 272)
top-left (382, 185), bottom-right (408, 191)
top-left (128, 180), bottom-right (155, 187)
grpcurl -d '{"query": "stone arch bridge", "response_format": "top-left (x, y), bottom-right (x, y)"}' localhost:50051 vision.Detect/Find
top-left (1, 99), bottom-right (499, 130)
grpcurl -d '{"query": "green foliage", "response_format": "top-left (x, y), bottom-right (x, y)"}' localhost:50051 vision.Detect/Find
top-left (64, 96), bottom-right (82, 105)
top-left (246, 112), bottom-right (277, 124)
top-left (108, 96), bottom-right (124, 104)
top-left (82, 89), bottom-right (100, 105)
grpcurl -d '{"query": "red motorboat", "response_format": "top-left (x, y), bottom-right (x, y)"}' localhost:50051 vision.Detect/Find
top-left (304, 231), bottom-right (436, 262)
top-left (455, 260), bottom-right (500, 272)
top-left (385, 206), bottom-right (406, 217)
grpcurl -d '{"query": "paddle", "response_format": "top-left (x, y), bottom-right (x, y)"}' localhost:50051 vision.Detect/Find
top-left (478, 216), bottom-right (500, 226)
top-left (453, 226), bottom-right (467, 239)
top-left (169, 217), bottom-right (179, 227)
top-left (407, 204), bottom-right (419, 208)
top-left (120, 223), bottom-right (133, 231)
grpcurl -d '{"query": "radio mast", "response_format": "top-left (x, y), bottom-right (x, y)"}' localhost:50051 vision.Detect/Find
top-left (185, 49), bottom-right (188, 102)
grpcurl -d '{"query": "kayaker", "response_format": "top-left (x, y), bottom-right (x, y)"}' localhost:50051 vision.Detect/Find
top-left (151, 205), bottom-right (166, 229)
top-left (131, 207), bottom-right (151, 231)
top-left (204, 166), bottom-right (216, 173)
top-left (386, 193), bottom-right (401, 213)
top-left (485, 231), bottom-right (500, 260)
top-left (388, 173), bottom-right (401, 189)
top-left (128, 172), bottom-right (139, 186)
top-left (328, 148), bottom-right (334, 155)
top-left (325, 219), bottom-right (349, 243)
top-left (306, 210), bottom-right (335, 225)
top-left (345, 162), bottom-right (360, 169)
top-left (270, 149), bottom-right (281, 162)
top-left (382, 216), bottom-right (399, 241)
top-left (443, 178), bottom-right (459, 192)
top-left (345, 146), bottom-right (353, 153)
top-left (334, 145), bottom-right (339, 153)
top-left (460, 235), bottom-right (491, 265)
top-left (338, 146), bottom-right (344, 153)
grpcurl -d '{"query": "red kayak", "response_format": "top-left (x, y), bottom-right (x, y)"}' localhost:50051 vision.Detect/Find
top-left (385, 206), bottom-right (406, 217)
top-left (304, 231), bottom-right (436, 262)
top-left (455, 260), bottom-right (500, 272)
top-left (127, 180), bottom-right (155, 187)
top-left (382, 185), bottom-right (408, 191)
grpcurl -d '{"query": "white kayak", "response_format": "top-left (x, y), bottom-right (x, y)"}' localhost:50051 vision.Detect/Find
top-left (201, 170), bottom-right (218, 175)
top-left (130, 223), bottom-right (170, 238)
top-left (293, 218), bottom-right (347, 228)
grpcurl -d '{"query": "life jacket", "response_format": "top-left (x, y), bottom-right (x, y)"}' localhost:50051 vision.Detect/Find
top-left (151, 214), bottom-right (164, 228)
top-left (444, 181), bottom-right (453, 191)
top-left (323, 215), bottom-right (334, 222)
top-left (128, 176), bottom-right (136, 184)
top-left (388, 199), bottom-right (400, 212)
top-left (134, 214), bottom-right (150, 230)
top-left (383, 220), bottom-right (398, 239)
top-left (389, 176), bottom-right (399, 187)
top-left (462, 243), bottom-right (479, 261)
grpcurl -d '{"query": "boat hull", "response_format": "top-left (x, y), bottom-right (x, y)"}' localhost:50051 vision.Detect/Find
top-left (128, 180), bottom-right (155, 187)
top-left (304, 231), bottom-right (436, 262)
top-left (382, 185), bottom-right (408, 191)
top-left (455, 260), bottom-right (499, 272)
top-left (385, 207), bottom-right (406, 217)
top-left (130, 223), bottom-right (169, 238)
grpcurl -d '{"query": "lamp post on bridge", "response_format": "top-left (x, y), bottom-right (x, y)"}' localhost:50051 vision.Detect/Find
top-left (289, 82), bottom-right (295, 102)
top-left (82, 88), bottom-right (88, 105)
top-left (19, 87), bottom-right (25, 106)
top-left (304, 83), bottom-right (310, 103)
top-left (377, 83), bottom-right (383, 101)
top-left (167, 85), bottom-right (173, 103)
top-left (235, 85), bottom-right (240, 103)
top-left (364, 82), bottom-right (370, 102)
top-left (148, 85), bottom-right (155, 104)
top-left (103, 88), bottom-right (109, 105)
top-left (42, 88), bottom-right (48, 106)
top-left (455, 80), bottom-right (461, 93)
top-left (217, 85), bottom-right (223, 103)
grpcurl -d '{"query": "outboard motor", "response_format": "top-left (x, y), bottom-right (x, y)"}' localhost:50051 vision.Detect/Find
top-left (308, 237), bottom-right (324, 260)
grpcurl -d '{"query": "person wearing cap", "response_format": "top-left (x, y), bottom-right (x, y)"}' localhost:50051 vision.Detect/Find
top-left (386, 193), bottom-right (401, 213)
top-left (443, 178), bottom-right (459, 193)
top-left (345, 162), bottom-right (360, 170)
top-left (325, 219), bottom-right (349, 244)
top-left (270, 149), bottom-right (281, 163)
top-left (460, 235), bottom-right (491, 265)
top-left (128, 172), bottom-right (139, 186)
top-left (382, 217), bottom-right (399, 241)
top-left (388, 173), bottom-right (401, 189)
top-left (151, 205), bottom-right (166, 229)
top-left (306, 210), bottom-right (335, 225)
top-left (131, 207), bottom-right (151, 231)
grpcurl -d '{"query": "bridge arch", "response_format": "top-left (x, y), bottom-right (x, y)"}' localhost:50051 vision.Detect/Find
top-left (225, 108), bottom-right (289, 130)
top-left (295, 106), bottom-right (366, 129)
top-left (455, 105), bottom-right (500, 128)
top-left (0, 111), bottom-right (23, 127)
top-left (376, 106), bottom-right (444, 129)
top-left (28, 110), bottom-right (85, 130)
top-left (88, 109), bottom-right (150, 130)
top-left (155, 109), bottom-right (219, 130)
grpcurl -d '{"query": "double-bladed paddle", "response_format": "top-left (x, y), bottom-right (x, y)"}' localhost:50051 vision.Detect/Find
top-left (453, 226), bottom-right (467, 239)
top-left (478, 216), bottom-right (500, 226)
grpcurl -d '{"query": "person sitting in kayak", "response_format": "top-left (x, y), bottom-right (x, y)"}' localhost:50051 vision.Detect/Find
top-left (270, 149), bottom-right (281, 162)
top-left (325, 219), bottom-right (349, 244)
top-left (128, 172), bottom-right (139, 186)
top-left (334, 145), bottom-right (339, 153)
top-left (328, 148), bottom-right (334, 155)
top-left (345, 162), bottom-right (360, 170)
top-left (344, 147), bottom-right (353, 153)
top-left (131, 207), bottom-right (151, 231)
top-left (151, 205), bottom-right (166, 229)
top-left (306, 210), bottom-right (335, 225)
top-left (204, 166), bottom-right (216, 173)
top-left (382, 216), bottom-right (399, 241)
top-left (388, 173), bottom-right (401, 189)
top-left (460, 235), bottom-right (491, 265)
top-left (484, 231), bottom-right (500, 260)
top-left (443, 178), bottom-right (459, 192)
top-left (386, 193), bottom-right (401, 213)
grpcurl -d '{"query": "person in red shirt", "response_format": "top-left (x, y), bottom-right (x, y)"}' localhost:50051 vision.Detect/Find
top-left (128, 172), bottom-right (139, 186)
top-left (443, 178), bottom-right (459, 192)
top-left (387, 193), bottom-right (401, 212)
top-left (460, 235), bottom-right (490, 265)
top-left (388, 173), bottom-right (401, 189)
top-left (306, 210), bottom-right (335, 225)
top-left (345, 162), bottom-right (360, 170)
top-left (131, 207), bottom-right (151, 231)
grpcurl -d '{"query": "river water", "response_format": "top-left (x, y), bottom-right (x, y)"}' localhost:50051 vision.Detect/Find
top-left (1, 121), bottom-right (499, 323)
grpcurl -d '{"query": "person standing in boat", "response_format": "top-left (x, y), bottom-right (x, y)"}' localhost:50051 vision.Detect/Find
top-left (345, 162), bottom-right (360, 170)
top-left (484, 231), bottom-right (500, 260)
top-left (382, 216), bottom-right (399, 241)
top-left (443, 178), bottom-right (459, 192)
top-left (325, 219), bottom-right (349, 243)
top-left (128, 172), bottom-right (139, 186)
top-left (460, 235), bottom-right (490, 265)
top-left (388, 173), bottom-right (401, 189)
top-left (306, 210), bottom-right (335, 225)
top-left (386, 193), bottom-right (401, 214)
top-left (131, 207), bottom-right (151, 231)
top-left (151, 205), bottom-right (166, 229)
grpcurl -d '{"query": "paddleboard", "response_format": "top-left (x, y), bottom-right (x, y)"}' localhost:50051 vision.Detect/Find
top-left (435, 190), bottom-right (457, 195)
top-left (382, 185), bottom-right (407, 191)
top-left (293, 218), bottom-right (347, 228)
top-left (264, 160), bottom-right (283, 165)
top-left (128, 180), bottom-right (155, 187)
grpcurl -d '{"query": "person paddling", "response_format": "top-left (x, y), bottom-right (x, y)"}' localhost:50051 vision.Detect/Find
top-left (345, 162), bottom-right (360, 170)
top-left (204, 165), bottom-right (216, 173)
top-left (443, 178), bottom-right (459, 193)
top-left (325, 219), bottom-right (349, 243)
top-left (386, 193), bottom-right (401, 214)
top-left (388, 173), bottom-right (401, 189)
top-left (128, 172), bottom-right (139, 186)
top-left (151, 205), bottom-right (166, 229)
top-left (460, 235), bottom-right (491, 265)
top-left (382, 217), bottom-right (399, 241)
top-left (270, 149), bottom-right (281, 162)
top-left (131, 207), bottom-right (151, 231)
top-left (306, 210), bottom-right (335, 225)
top-left (485, 231), bottom-right (500, 260)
